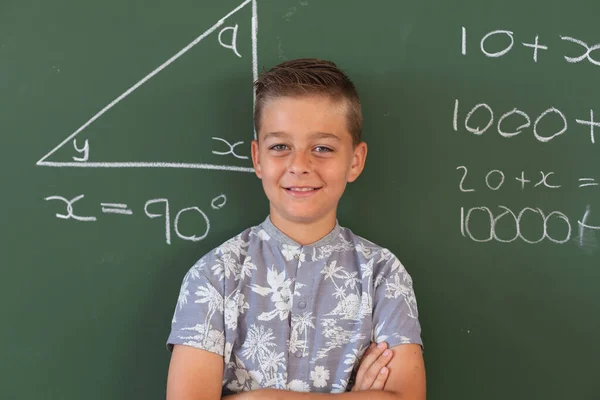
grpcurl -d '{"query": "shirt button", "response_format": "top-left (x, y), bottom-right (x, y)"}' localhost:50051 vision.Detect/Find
top-left (295, 350), bottom-right (302, 358)
top-left (294, 254), bottom-right (300, 260)
top-left (298, 301), bottom-right (307, 309)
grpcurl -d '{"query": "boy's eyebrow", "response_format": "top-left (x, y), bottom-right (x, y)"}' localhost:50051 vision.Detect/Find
top-left (312, 132), bottom-right (341, 142)
top-left (262, 131), bottom-right (289, 141)
top-left (262, 131), bottom-right (341, 142)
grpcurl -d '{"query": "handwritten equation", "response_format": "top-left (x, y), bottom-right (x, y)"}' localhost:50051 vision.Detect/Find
top-left (462, 27), bottom-right (600, 66)
top-left (460, 204), bottom-right (598, 245)
top-left (456, 26), bottom-right (599, 249)
top-left (453, 99), bottom-right (598, 144)
top-left (44, 194), bottom-right (227, 245)
top-left (457, 166), bottom-right (598, 191)
top-left (457, 168), bottom-right (599, 245)
top-left (455, 29), bottom-right (600, 145)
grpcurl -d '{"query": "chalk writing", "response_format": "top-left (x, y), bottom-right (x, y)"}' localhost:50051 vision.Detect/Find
top-left (218, 24), bottom-right (242, 58)
top-left (522, 35), bottom-right (548, 63)
top-left (456, 165), bottom-right (475, 192)
top-left (516, 171), bottom-right (531, 190)
top-left (457, 166), bottom-right (567, 191)
top-left (578, 178), bottom-right (598, 188)
top-left (145, 199), bottom-right (172, 244)
top-left (44, 194), bottom-right (97, 222)
top-left (46, 194), bottom-right (227, 245)
top-left (560, 36), bottom-right (600, 66)
top-left (485, 170), bottom-right (504, 191)
top-left (534, 172), bottom-right (561, 189)
top-left (101, 203), bottom-right (133, 215)
top-left (578, 206), bottom-right (600, 248)
top-left (145, 198), bottom-right (216, 244)
top-left (452, 99), bottom-right (598, 144)
top-left (174, 207), bottom-right (211, 242)
top-left (212, 137), bottom-right (249, 159)
top-left (480, 30), bottom-right (514, 58)
top-left (36, 0), bottom-right (258, 173)
top-left (462, 27), bottom-right (600, 67)
top-left (211, 194), bottom-right (227, 209)
top-left (457, 25), bottom-right (597, 251)
top-left (575, 110), bottom-right (599, 144)
top-left (460, 206), bottom-right (571, 244)
top-left (460, 204), bottom-right (600, 248)
top-left (458, 166), bottom-right (600, 191)
top-left (72, 139), bottom-right (89, 162)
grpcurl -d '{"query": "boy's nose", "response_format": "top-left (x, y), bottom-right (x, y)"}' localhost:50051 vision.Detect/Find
top-left (287, 151), bottom-right (312, 175)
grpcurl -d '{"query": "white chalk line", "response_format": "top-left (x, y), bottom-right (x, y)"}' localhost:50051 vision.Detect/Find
top-left (36, 0), bottom-right (253, 167)
top-left (579, 178), bottom-right (598, 187)
top-left (100, 203), bottom-right (128, 208)
top-left (37, 161), bottom-right (255, 173)
top-left (521, 35), bottom-right (548, 63)
top-left (102, 208), bottom-right (133, 215)
top-left (252, 0), bottom-right (258, 140)
top-left (578, 205), bottom-right (596, 248)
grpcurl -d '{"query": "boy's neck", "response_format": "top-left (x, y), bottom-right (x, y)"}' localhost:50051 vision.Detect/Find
top-left (269, 212), bottom-right (337, 246)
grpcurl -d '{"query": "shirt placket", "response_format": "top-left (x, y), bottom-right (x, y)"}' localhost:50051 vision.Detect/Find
top-left (286, 246), bottom-right (314, 386)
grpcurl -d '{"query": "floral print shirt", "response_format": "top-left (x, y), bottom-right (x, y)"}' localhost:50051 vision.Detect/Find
top-left (166, 216), bottom-right (422, 394)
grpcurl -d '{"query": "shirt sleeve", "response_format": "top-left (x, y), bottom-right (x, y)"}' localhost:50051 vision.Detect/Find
top-left (371, 250), bottom-right (423, 350)
top-left (166, 254), bottom-right (226, 356)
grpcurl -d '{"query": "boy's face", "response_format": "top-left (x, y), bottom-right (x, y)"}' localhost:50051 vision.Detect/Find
top-left (251, 94), bottom-right (367, 227)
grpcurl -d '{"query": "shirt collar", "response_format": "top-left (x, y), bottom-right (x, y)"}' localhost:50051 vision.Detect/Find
top-left (260, 215), bottom-right (342, 249)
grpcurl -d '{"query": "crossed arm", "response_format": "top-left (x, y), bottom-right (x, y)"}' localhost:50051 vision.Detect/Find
top-left (166, 343), bottom-right (425, 400)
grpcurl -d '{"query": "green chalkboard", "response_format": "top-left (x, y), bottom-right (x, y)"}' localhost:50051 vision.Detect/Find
top-left (2, 0), bottom-right (599, 399)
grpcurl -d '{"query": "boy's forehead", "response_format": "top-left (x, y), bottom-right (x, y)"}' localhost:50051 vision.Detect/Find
top-left (259, 95), bottom-right (351, 140)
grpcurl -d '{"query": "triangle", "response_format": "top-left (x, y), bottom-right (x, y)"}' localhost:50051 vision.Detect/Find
top-left (36, 0), bottom-right (257, 173)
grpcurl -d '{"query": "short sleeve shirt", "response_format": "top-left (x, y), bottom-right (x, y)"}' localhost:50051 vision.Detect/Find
top-left (166, 216), bottom-right (422, 394)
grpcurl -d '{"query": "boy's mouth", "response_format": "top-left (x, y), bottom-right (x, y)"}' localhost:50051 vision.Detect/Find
top-left (284, 186), bottom-right (321, 191)
top-left (283, 186), bottom-right (323, 196)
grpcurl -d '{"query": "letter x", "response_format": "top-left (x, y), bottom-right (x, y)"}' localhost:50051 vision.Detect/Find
top-left (560, 35), bottom-right (600, 66)
top-left (44, 194), bottom-right (97, 222)
top-left (212, 137), bottom-right (249, 159)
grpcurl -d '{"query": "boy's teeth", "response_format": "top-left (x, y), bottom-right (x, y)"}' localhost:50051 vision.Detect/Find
top-left (290, 187), bottom-right (314, 191)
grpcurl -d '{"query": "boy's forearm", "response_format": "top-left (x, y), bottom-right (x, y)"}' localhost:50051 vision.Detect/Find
top-left (223, 388), bottom-right (404, 400)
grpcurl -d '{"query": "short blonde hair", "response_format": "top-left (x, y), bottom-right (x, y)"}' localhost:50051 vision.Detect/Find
top-left (253, 58), bottom-right (363, 146)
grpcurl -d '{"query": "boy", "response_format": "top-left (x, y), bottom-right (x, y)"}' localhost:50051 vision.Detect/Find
top-left (166, 59), bottom-right (425, 399)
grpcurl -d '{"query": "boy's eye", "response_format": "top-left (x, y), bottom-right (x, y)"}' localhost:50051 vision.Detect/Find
top-left (314, 146), bottom-right (333, 153)
top-left (269, 144), bottom-right (289, 151)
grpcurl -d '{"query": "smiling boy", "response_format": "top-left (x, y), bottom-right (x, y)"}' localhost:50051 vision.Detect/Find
top-left (166, 59), bottom-right (425, 399)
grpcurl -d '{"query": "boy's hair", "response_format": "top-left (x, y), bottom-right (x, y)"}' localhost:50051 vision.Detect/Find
top-left (253, 58), bottom-right (362, 146)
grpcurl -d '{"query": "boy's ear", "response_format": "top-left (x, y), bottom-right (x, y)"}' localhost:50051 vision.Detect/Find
top-left (347, 142), bottom-right (367, 183)
top-left (251, 139), bottom-right (262, 179)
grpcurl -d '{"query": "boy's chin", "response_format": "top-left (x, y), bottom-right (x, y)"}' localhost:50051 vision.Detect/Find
top-left (272, 207), bottom-right (334, 225)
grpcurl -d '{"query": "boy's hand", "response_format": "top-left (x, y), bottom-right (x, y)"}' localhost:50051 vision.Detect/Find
top-left (351, 341), bottom-right (393, 391)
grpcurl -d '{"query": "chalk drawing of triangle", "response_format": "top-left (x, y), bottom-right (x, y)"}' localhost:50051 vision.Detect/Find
top-left (36, 0), bottom-right (257, 173)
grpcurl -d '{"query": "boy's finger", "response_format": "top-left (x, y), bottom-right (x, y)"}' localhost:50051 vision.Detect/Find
top-left (370, 367), bottom-right (389, 390)
top-left (363, 348), bottom-right (393, 388)
top-left (360, 342), bottom-right (386, 369)
top-left (362, 342), bottom-right (376, 357)
top-left (354, 342), bottom-right (386, 388)
top-left (353, 342), bottom-right (391, 391)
